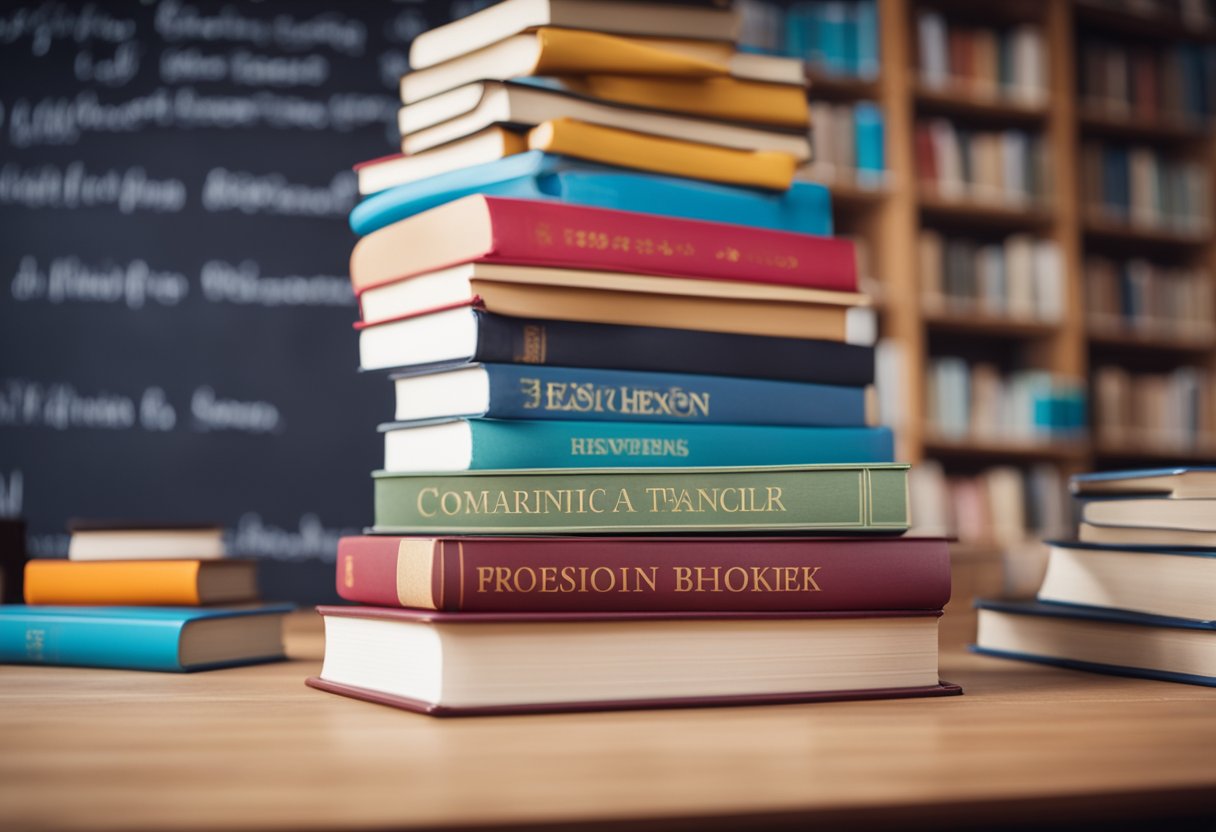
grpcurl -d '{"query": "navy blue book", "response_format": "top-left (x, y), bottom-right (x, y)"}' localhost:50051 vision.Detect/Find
top-left (973, 599), bottom-right (1216, 688)
top-left (0, 604), bottom-right (293, 672)
top-left (390, 363), bottom-right (873, 428)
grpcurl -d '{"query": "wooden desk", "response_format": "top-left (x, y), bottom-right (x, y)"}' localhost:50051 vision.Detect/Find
top-left (2, 612), bottom-right (1214, 831)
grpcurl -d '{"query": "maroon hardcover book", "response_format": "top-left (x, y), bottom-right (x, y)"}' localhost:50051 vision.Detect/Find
top-left (334, 535), bottom-right (951, 613)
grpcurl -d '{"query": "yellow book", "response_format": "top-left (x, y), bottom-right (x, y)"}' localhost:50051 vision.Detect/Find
top-left (560, 75), bottom-right (809, 128)
top-left (529, 118), bottom-right (797, 190)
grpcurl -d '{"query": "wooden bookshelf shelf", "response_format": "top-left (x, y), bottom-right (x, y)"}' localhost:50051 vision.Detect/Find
top-left (805, 72), bottom-right (880, 102)
top-left (1078, 107), bottom-right (1212, 143)
top-left (914, 85), bottom-right (1050, 125)
top-left (822, 179), bottom-right (890, 210)
top-left (919, 195), bottom-right (1056, 230)
top-left (923, 436), bottom-right (1090, 464)
top-left (1073, 1), bottom-right (1216, 42)
top-left (1083, 218), bottom-right (1213, 249)
top-left (924, 310), bottom-right (1061, 339)
top-left (1088, 328), bottom-right (1216, 353)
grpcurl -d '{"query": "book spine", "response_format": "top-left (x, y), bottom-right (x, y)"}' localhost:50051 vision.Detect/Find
top-left (373, 464), bottom-right (910, 534)
top-left (0, 614), bottom-right (184, 671)
top-left (336, 536), bottom-right (951, 613)
top-left (483, 197), bottom-right (857, 292)
top-left (480, 364), bottom-right (868, 426)
top-left (23, 561), bottom-right (203, 606)
top-left (471, 313), bottom-right (876, 387)
top-left (459, 422), bottom-right (893, 469)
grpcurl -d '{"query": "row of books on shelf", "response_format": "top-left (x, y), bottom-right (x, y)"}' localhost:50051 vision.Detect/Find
top-left (927, 361), bottom-right (1085, 443)
top-left (916, 12), bottom-right (1047, 104)
top-left (1080, 142), bottom-right (1212, 234)
top-left (1079, 37), bottom-right (1216, 124)
top-left (737, 0), bottom-right (879, 79)
top-left (1085, 257), bottom-right (1214, 340)
top-left (916, 121), bottom-right (1050, 207)
top-left (919, 232), bottom-right (1062, 322)
top-left (801, 101), bottom-right (885, 187)
top-left (1093, 365), bottom-right (1212, 451)
top-left (1080, 0), bottom-right (1216, 27)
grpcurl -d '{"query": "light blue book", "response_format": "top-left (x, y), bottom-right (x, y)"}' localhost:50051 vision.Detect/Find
top-left (380, 419), bottom-right (894, 471)
top-left (0, 604), bottom-right (293, 672)
top-left (349, 151), bottom-right (833, 237)
top-left (854, 1), bottom-right (880, 79)
top-left (853, 102), bottom-right (885, 187)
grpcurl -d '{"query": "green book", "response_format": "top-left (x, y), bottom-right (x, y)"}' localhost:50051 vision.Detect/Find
top-left (372, 463), bottom-right (910, 534)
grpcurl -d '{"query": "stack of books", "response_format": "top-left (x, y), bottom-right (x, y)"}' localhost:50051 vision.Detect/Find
top-left (975, 467), bottom-right (1216, 688)
top-left (0, 522), bottom-right (290, 672)
top-left (310, 0), bottom-right (960, 716)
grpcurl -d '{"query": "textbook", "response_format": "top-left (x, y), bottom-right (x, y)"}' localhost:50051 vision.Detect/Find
top-left (67, 522), bottom-right (225, 561)
top-left (349, 194), bottom-right (857, 294)
top-left (372, 462), bottom-right (910, 534)
top-left (23, 559), bottom-right (259, 607)
top-left (408, 0), bottom-right (740, 70)
top-left (308, 606), bottom-right (956, 716)
top-left (349, 151), bottom-right (833, 235)
top-left (974, 599), bottom-right (1216, 688)
top-left (335, 534), bottom-right (951, 613)
top-left (390, 363), bottom-right (875, 427)
top-left (379, 420), bottom-right (894, 472)
top-left (0, 604), bottom-right (292, 672)
top-left (398, 81), bottom-right (811, 159)
top-left (356, 307), bottom-right (876, 387)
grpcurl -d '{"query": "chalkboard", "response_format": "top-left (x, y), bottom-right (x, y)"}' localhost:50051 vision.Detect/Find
top-left (0, 0), bottom-right (469, 602)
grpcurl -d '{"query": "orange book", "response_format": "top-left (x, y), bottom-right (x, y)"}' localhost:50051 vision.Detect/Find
top-left (24, 560), bottom-right (258, 606)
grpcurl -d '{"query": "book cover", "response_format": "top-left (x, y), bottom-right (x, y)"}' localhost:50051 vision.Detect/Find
top-left (349, 195), bottom-right (856, 294)
top-left (335, 534), bottom-right (951, 612)
top-left (23, 559), bottom-right (258, 606)
top-left (0, 604), bottom-right (293, 672)
top-left (379, 420), bottom-right (894, 471)
top-left (347, 151), bottom-right (833, 237)
top-left (372, 462), bottom-right (910, 534)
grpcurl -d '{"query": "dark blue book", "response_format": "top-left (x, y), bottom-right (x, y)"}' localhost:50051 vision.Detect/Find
top-left (1101, 146), bottom-right (1130, 220)
top-left (973, 599), bottom-right (1216, 688)
top-left (390, 363), bottom-right (873, 427)
top-left (0, 604), bottom-right (293, 672)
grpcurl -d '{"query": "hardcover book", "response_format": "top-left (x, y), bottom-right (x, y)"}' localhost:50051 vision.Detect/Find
top-left (1071, 467), bottom-right (1216, 499)
top-left (308, 605), bottom-right (959, 715)
top-left (390, 363), bottom-right (875, 427)
top-left (0, 604), bottom-right (292, 672)
top-left (372, 462), bottom-right (910, 534)
top-left (67, 522), bottom-right (225, 562)
top-left (24, 559), bottom-right (259, 607)
top-left (379, 420), bottom-right (894, 472)
top-left (335, 534), bottom-right (951, 612)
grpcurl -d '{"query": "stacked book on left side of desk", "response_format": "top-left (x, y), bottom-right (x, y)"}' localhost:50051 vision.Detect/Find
top-left (0, 522), bottom-right (291, 672)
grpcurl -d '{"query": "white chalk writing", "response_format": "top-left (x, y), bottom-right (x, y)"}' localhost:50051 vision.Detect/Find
top-left (11, 255), bottom-right (189, 308)
top-left (0, 3), bottom-right (137, 56)
top-left (190, 387), bottom-right (281, 434)
top-left (199, 260), bottom-right (353, 307)
top-left (0, 471), bottom-right (22, 518)
top-left (0, 162), bottom-right (186, 213)
top-left (229, 512), bottom-right (354, 562)
top-left (154, 1), bottom-right (366, 56)
top-left (201, 168), bottom-right (356, 217)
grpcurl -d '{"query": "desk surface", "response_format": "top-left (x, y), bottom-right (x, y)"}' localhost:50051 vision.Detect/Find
top-left (2, 612), bottom-right (1215, 832)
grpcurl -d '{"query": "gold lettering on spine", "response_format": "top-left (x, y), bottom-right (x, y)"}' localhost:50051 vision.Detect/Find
top-left (417, 487), bottom-right (439, 518)
top-left (396, 539), bottom-right (438, 610)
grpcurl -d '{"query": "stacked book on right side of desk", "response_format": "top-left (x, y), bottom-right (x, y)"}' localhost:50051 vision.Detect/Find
top-left (974, 467), bottom-right (1216, 687)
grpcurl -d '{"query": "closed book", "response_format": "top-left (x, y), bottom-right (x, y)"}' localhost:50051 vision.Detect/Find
top-left (357, 306), bottom-right (875, 386)
top-left (390, 363), bottom-right (874, 427)
top-left (372, 462), bottom-right (910, 534)
top-left (349, 151), bottom-right (833, 236)
top-left (309, 605), bottom-right (957, 716)
top-left (974, 599), bottom-right (1216, 688)
top-left (23, 559), bottom-right (258, 606)
top-left (1081, 495), bottom-right (1216, 532)
top-left (67, 523), bottom-right (225, 561)
top-left (379, 420), bottom-right (893, 472)
top-left (349, 195), bottom-right (856, 294)
top-left (1071, 467), bottom-right (1216, 499)
top-left (0, 604), bottom-right (292, 672)
top-left (335, 534), bottom-right (951, 613)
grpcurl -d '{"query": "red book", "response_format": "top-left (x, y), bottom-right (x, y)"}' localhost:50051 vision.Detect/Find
top-left (348, 194), bottom-right (857, 294)
top-left (335, 535), bottom-right (951, 613)
top-left (914, 123), bottom-right (938, 188)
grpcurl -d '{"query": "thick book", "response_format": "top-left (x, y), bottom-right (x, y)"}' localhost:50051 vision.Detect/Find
top-left (1038, 540), bottom-right (1215, 623)
top-left (973, 599), bottom-right (1216, 688)
top-left (67, 522), bottom-right (225, 561)
top-left (0, 604), bottom-right (292, 672)
top-left (397, 81), bottom-right (810, 159)
top-left (355, 262), bottom-right (870, 344)
top-left (380, 420), bottom-right (893, 472)
top-left (24, 559), bottom-right (259, 606)
top-left (390, 363), bottom-right (874, 426)
top-left (349, 195), bottom-right (856, 294)
top-left (349, 151), bottom-right (833, 235)
top-left (358, 307), bottom-right (875, 386)
top-left (308, 605), bottom-right (958, 716)
top-left (1081, 496), bottom-right (1216, 533)
top-left (1071, 467), bottom-right (1216, 499)
top-left (335, 534), bottom-right (950, 612)
top-left (372, 462), bottom-right (910, 534)
top-left (1078, 522), bottom-right (1216, 549)
top-left (408, 0), bottom-right (739, 70)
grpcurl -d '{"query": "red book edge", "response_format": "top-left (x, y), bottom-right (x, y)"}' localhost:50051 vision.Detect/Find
top-left (315, 606), bottom-right (944, 624)
top-left (305, 676), bottom-right (963, 717)
top-left (352, 153), bottom-right (406, 171)
top-left (352, 298), bottom-right (480, 330)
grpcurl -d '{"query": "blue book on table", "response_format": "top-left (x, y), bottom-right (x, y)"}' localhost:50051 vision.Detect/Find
top-left (380, 420), bottom-right (894, 471)
top-left (391, 363), bottom-right (873, 427)
top-left (0, 604), bottom-right (293, 672)
top-left (349, 151), bottom-right (834, 236)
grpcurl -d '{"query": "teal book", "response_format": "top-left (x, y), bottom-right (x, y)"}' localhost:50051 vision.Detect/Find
top-left (380, 420), bottom-right (894, 472)
top-left (373, 462), bottom-right (910, 534)
top-left (0, 604), bottom-right (293, 672)
top-left (348, 151), bottom-right (833, 237)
